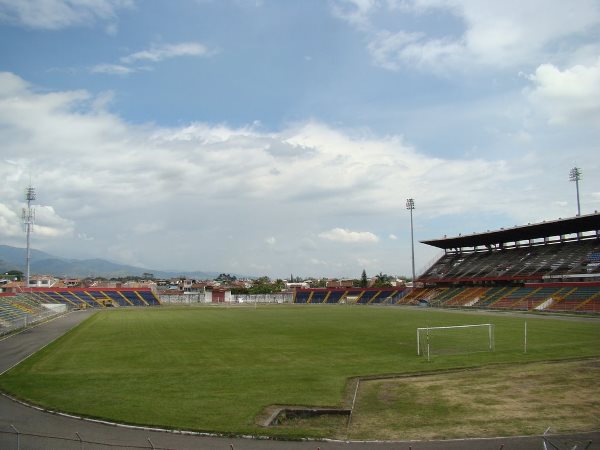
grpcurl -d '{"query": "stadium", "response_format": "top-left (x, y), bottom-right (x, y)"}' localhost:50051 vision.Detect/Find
top-left (0, 213), bottom-right (599, 449)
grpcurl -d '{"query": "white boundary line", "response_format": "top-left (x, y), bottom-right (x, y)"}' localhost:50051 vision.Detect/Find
top-left (345, 378), bottom-right (360, 435)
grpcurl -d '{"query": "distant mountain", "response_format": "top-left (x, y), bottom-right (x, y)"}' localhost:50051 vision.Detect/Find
top-left (0, 245), bottom-right (221, 280)
top-left (0, 245), bottom-right (57, 264)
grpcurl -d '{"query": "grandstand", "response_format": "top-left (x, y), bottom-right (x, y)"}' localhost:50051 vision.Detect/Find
top-left (0, 287), bottom-right (160, 335)
top-left (294, 287), bottom-right (407, 304)
top-left (400, 212), bottom-right (600, 313)
top-left (23, 287), bottom-right (161, 308)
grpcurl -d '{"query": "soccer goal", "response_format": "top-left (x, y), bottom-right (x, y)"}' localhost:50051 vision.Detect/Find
top-left (417, 324), bottom-right (495, 361)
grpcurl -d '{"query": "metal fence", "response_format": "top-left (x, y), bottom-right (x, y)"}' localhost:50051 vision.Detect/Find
top-left (0, 308), bottom-right (64, 337)
top-left (0, 426), bottom-right (169, 450)
top-left (0, 426), bottom-right (337, 450)
top-left (4, 426), bottom-right (587, 450)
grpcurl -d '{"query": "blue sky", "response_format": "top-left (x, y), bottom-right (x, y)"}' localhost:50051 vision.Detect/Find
top-left (1, 0), bottom-right (599, 279)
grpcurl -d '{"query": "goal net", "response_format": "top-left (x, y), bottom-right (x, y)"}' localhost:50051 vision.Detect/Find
top-left (417, 324), bottom-right (495, 360)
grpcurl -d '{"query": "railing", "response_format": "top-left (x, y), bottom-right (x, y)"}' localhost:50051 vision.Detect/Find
top-left (0, 308), bottom-right (64, 337)
top-left (0, 425), bottom-right (255, 450)
top-left (0, 425), bottom-right (590, 450)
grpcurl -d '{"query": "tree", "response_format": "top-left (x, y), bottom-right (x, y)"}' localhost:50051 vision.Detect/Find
top-left (360, 269), bottom-right (368, 288)
top-left (313, 278), bottom-right (327, 288)
top-left (5, 270), bottom-right (23, 281)
top-left (372, 272), bottom-right (394, 287)
top-left (247, 276), bottom-right (282, 294)
top-left (215, 273), bottom-right (237, 283)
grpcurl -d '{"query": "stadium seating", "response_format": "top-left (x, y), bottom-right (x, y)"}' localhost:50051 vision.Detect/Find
top-left (294, 291), bottom-right (310, 303)
top-left (0, 293), bottom-right (62, 334)
top-left (294, 288), bottom-right (406, 305)
top-left (421, 240), bottom-right (600, 282)
top-left (400, 283), bottom-right (600, 313)
top-left (308, 291), bottom-right (329, 304)
top-left (0, 288), bottom-right (161, 335)
top-left (19, 288), bottom-right (161, 309)
top-left (325, 291), bottom-right (344, 303)
top-left (413, 214), bottom-right (600, 315)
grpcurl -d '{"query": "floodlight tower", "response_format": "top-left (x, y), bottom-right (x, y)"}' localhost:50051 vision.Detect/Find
top-left (406, 198), bottom-right (416, 287)
top-left (22, 186), bottom-right (36, 289)
top-left (569, 167), bottom-right (582, 216)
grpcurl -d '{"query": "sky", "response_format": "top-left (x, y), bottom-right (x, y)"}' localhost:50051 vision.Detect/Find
top-left (1, 0), bottom-right (599, 279)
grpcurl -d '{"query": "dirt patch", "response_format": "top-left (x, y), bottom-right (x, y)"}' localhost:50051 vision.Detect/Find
top-left (349, 358), bottom-right (600, 440)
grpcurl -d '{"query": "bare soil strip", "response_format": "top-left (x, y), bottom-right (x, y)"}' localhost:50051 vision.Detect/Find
top-left (349, 358), bottom-right (600, 440)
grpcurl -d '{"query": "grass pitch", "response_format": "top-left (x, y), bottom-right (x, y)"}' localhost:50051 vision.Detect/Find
top-left (0, 305), bottom-right (599, 439)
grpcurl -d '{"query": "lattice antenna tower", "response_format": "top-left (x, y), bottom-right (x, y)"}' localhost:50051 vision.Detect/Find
top-left (406, 198), bottom-right (416, 286)
top-left (22, 185), bottom-right (36, 289)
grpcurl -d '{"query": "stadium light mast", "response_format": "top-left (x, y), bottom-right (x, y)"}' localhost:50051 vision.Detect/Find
top-left (569, 167), bottom-right (582, 216)
top-left (22, 185), bottom-right (36, 289)
top-left (406, 198), bottom-right (416, 287)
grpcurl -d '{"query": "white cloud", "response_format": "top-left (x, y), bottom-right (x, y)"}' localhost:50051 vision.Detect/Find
top-left (329, 0), bottom-right (378, 29)
top-left (92, 42), bottom-right (215, 77)
top-left (0, 203), bottom-right (22, 238)
top-left (526, 59), bottom-right (600, 125)
top-left (367, 29), bottom-right (464, 71)
top-left (356, 257), bottom-right (378, 268)
top-left (319, 228), bottom-right (379, 243)
top-left (133, 222), bottom-right (164, 234)
top-left (0, 0), bottom-right (133, 30)
top-left (310, 258), bottom-right (328, 265)
top-left (32, 206), bottom-right (74, 238)
top-left (120, 42), bottom-right (213, 64)
top-left (331, 0), bottom-right (600, 72)
top-left (91, 63), bottom-right (135, 75)
top-left (389, 233), bottom-right (398, 240)
top-left (0, 72), bottom-right (598, 276)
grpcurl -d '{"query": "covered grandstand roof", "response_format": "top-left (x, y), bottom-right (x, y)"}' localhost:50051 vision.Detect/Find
top-left (421, 212), bottom-right (600, 250)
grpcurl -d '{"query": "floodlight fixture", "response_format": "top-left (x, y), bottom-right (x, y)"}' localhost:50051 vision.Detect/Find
top-left (569, 167), bottom-right (582, 216)
top-left (406, 198), bottom-right (416, 287)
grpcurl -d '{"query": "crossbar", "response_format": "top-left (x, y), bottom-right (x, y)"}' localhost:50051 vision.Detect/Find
top-left (417, 323), bottom-right (494, 358)
top-left (417, 323), bottom-right (492, 331)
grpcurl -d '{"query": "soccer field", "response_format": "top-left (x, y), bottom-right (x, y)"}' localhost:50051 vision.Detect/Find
top-left (0, 306), bottom-right (598, 438)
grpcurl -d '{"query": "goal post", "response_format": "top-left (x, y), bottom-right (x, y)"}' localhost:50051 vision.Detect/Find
top-left (417, 324), bottom-right (495, 360)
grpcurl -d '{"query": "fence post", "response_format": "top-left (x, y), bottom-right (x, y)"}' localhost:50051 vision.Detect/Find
top-left (10, 424), bottom-right (20, 450)
top-left (75, 431), bottom-right (83, 450)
